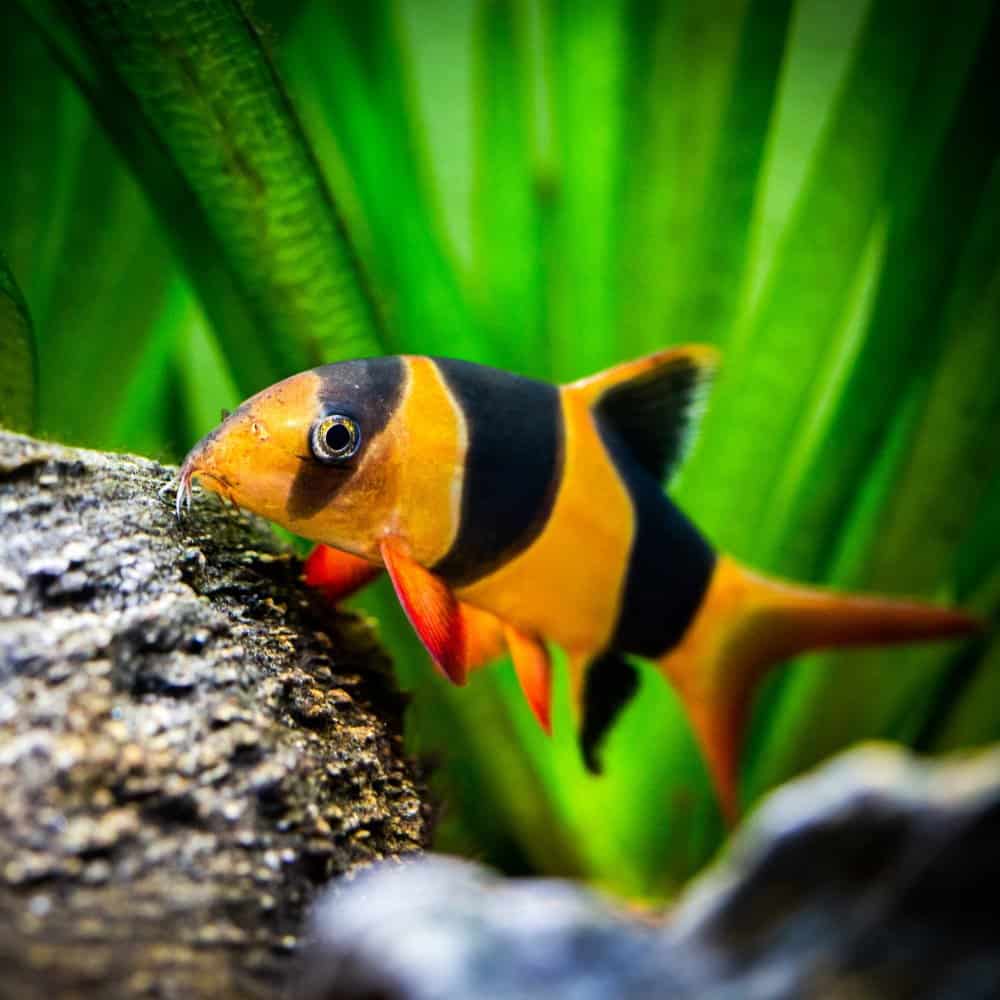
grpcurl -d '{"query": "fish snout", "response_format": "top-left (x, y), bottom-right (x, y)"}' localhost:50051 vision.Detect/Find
top-left (175, 426), bottom-right (240, 518)
top-left (176, 434), bottom-right (217, 518)
top-left (172, 372), bottom-right (327, 524)
top-left (175, 450), bottom-right (197, 518)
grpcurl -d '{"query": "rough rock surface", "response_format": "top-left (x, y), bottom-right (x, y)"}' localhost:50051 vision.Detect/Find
top-left (302, 744), bottom-right (1000, 1000)
top-left (0, 430), bottom-right (429, 999)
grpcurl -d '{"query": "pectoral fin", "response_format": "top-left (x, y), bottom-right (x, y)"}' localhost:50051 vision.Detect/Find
top-left (380, 537), bottom-right (467, 685)
top-left (304, 544), bottom-right (382, 603)
top-left (503, 626), bottom-right (552, 734)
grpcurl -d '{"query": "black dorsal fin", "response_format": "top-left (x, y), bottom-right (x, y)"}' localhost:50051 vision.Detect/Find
top-left (580, 652), bottom-right (640, 774)
top-left (571, 346), bottom-right (718, 483)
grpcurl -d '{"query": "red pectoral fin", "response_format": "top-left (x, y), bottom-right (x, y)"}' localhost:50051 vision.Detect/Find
top-left (380, 537), bottom-right (467, 686)
top-left (503, 626), bottom-right (552, 735)
top-left (304, 544), bottom-right (382, 604)
top-left (460, 602), bottom-right (507, 672)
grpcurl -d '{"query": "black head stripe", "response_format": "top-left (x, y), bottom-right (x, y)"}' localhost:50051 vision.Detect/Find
top-left (313, 356), bottom-right (405, 428)
top-left (431, 358), bottom-right (563, 586)
top-left (287, 356), bottom-right (405, 521)
top-left (287, 465), bottom-right (352, 521)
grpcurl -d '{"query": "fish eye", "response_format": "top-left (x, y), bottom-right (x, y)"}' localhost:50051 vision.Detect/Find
top-left (310, 414), bottom-right (361, 463)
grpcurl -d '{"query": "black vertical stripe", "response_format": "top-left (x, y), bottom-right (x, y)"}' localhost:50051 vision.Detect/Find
top-left (287, 356), bottom-right (405, 521)
top-left (597, 423), bottom-right (717, 657)
top-left (431, 358), bottom-right (564, 586)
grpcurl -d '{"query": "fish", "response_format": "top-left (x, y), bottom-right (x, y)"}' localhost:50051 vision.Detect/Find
top-left (176, 348), bottom-right (981, 821)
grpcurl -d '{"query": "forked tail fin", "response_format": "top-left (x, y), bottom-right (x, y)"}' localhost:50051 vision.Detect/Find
top-left (658, 556), bottom-right (981, 825)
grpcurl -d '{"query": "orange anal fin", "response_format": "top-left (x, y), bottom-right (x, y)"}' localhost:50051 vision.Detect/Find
top-left (460, 602), bottom-right (508, 672)
top-left (380, 537), bottom-right (467, 686)
top-left (503, 626), bottom-right (552, 735)
top-left (304, 544), bottom-right (382, 604)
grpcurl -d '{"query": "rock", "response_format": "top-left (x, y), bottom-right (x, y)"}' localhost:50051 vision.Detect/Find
top-left (672, 744), bottom-right (1000, 999)
top-left (301, 744), bottom-right (1000, 1000)
top-left (0, 430), bottom-right (430, 998)
top-left (301, 856), bottom-right (684, 1000)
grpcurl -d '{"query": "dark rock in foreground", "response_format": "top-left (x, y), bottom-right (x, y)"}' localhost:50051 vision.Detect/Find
top-left (0, 431), bottom-right (429, 998)
top-left (302, 744), bottom-right (1000, 1000)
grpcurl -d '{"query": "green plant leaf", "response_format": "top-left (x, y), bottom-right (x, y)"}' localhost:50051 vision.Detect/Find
top-left (740, 0), bottom-right (871, 311)
top-left (0, 251), bottom-right (36, 432)
top-left (0, 5), bottom-right (190, 450)
top-left (746, 129), bottom-right (1000, 799)
top-left (677, 0), bottom-right (942, 553)
top-left (753, 0), bottom-right (999, 580)
top-left (399, 0), bottom-right (478, 278)
top-left (25, 0), bottom-right (386, 395)
top-left (277, 1), bottom-right (486, 361)
top-left (12, 3), bottom-right (265, 401)
top-left (545, 0), bottom-right (628, 378)
top-left (617, 0), bottom-right (793, 356)
top-left (471, 0), bottom-right (546, 375)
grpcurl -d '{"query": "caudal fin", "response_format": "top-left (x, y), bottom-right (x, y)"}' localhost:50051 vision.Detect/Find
top-left (658, 556), bottom-right (981, 825)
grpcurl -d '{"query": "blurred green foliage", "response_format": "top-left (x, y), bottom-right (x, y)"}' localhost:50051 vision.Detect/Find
top-left (1, 0), bottom-right (997, 898)
top-left (0, 250), bottom-right (36, 432)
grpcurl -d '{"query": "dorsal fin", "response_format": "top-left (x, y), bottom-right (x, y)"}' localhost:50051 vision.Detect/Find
top-left (570, 345), bottom-right (719, 483)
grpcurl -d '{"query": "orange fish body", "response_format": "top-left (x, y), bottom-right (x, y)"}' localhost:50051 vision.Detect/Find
top-left (179, 348), bottom-right (979, 821)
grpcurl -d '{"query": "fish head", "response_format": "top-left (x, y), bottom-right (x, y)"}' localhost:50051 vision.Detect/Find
top-left (177, 358), bottom-right (406, 557)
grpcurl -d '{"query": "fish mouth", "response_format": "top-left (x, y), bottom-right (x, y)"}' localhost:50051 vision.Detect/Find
top-left (175, 454), bottom-right (196, 519)
top-left (175, 452), bottom-right (236, 519)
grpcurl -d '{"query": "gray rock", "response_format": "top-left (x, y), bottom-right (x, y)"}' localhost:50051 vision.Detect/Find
top-left (301, 745), bottom-right (1000, 1000)
top-left (301, 857), bottom-right (685, 1000)
top-left (673, 745), bottom-right (1000, 999)
top-left (0, 430), bottom-right (430, 998)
